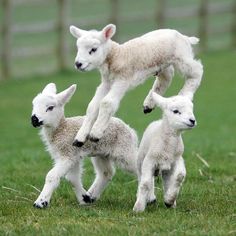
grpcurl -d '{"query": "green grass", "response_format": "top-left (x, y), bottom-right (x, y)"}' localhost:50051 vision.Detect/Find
top-left (0, 50), bottom-right (236, 235)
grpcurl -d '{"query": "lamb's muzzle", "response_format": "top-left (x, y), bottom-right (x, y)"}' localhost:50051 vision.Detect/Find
top-left (31, 114), bottom-right (43, 128)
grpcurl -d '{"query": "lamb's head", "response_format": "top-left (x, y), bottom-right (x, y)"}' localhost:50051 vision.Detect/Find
top-left (31, 83), bottom-right (77, 129)
top-left (70, 24), bottom-right (116, 72)
top-left (152, 92), bottom-right (196, 131)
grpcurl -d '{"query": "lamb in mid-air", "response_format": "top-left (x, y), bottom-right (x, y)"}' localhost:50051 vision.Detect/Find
top-left (133, 92), bottom-right (196, 212)
top-left (70, 24), bottom-right (203, 147)
top-left (31, 83), bottom-right (138, 208)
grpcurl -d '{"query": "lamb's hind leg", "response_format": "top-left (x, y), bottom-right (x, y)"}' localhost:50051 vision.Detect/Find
top-left (176, 58), bottom-right (203, 100)
top-left (83, 157), bottom-right (115, 203)
top-left (143, 65), bottom-right (174, 113)
top-left (65, 161), bottom-right (86, 205)
top-left (162, 156), bottom-right (186, 208)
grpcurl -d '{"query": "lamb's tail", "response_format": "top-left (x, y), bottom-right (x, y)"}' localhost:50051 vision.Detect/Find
top-left (187, 36), bottom-right (199, 45)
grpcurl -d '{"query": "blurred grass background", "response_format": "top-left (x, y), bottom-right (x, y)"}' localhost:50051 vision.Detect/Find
top-left (0, 0), bottom-right (236, 235)
top-left (0, 0), bottom-right (235, 78)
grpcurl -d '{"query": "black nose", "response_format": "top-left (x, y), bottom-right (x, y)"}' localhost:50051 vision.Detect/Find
top-left (75, 61), bottom-right (82, 69)
top-left (31, 115), bottom-right (43, 127)
top-left (189, 119), bottom-right (195, 125)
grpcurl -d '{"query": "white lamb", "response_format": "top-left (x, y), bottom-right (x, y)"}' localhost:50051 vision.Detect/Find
top-left (133, 92), bottom-right (196, 212)
top-left (69, 24), bottom-right (203, 147)
top-left (31, 83), bottom-right (138, 208)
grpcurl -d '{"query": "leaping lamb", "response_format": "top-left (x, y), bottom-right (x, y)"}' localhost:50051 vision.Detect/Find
top-left (69, 24), bottom-right (203, 146)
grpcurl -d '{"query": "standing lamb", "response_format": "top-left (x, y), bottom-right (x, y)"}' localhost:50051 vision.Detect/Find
top-left (133, 92), bottom-right (196, 212)
top-left (31, 83), bottom-right (138, 208)
top-left (69, 24), bottom-right (203, 146)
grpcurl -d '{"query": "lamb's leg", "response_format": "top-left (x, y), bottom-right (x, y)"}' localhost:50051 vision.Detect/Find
top-left (89, 80), bottom-right (129, 141)
top-left (162, 156), bottom-right (186, 208)
top-left (34, 160), bottom-right (74, 208)
top-left (133, 156), bottom-right (155, 212)
top-left (147, 176), bottom-right (157, 204)
top-left (143, 65), bottom-right (174, 113)
top-left (73, 82), bottom-right (110, 147)
top-left (65, 161), bottom-right (86, 205)
top-left (83, 157), bottom-right (115, 203)
top-left (176, 59), bottom-right (203, 100)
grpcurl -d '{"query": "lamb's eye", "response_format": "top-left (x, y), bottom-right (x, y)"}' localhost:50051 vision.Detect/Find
top-left (173, 109), bottom-right (181, 114)
top-left (46, 106), bottom-right (54, 112)
top-left (89, 48), bottom-right (97, 55)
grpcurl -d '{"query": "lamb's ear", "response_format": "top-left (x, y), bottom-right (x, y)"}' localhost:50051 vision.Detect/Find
top-left (70, 25), bottom-right (85, 38)
top-left (57, 84), bottom-right (77, 105)
top-left (152, 92), bottom-right (168, 109)
top-left (185, 92), bottom-right (194, 101)
top-left (101, 24), bottom-right (116, 41)
top-left (42, 83), bottom-right (57, 95)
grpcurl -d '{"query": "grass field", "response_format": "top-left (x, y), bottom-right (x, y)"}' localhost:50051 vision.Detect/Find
top-left (0, 50), bottom-right (236, 235)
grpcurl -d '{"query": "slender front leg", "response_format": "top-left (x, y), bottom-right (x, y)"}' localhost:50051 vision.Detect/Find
top-left (83, 157), bottom-right (115, 203)
top-left (65, 161), bottom-right (86, 205)
top-left (33, 160), bottom-right (74, 208)
top-left (162, 156), bottom-right (186, 208)
top-left (89, 80), bottom-right (129, 141)
top-left (143, 65), bottom-right (174, 113)
top-left (133, 155), bottom-right (156, 213)
top-left (73, 81), bottom-right (110, 147)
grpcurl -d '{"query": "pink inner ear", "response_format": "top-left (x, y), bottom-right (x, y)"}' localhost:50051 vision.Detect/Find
top-left (105, 27), bottom-right (112, 39)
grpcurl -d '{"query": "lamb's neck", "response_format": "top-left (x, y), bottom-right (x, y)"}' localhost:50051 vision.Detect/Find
top-left (161, 118), bottom-right (182, 140)
top-left (41, 117), bottom-right (66, 142)
top-left (99, 40), bottom-right (120, 74)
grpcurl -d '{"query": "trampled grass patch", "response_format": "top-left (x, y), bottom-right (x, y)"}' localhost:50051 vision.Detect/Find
top-left (0, 50), bottom-right (236, 235)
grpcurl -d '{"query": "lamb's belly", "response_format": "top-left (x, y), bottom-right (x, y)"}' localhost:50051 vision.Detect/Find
top-left (130, 66), bottom-right (161, 88)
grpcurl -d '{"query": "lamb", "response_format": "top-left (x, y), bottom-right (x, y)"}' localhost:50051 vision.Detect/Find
top-left (133, 92), bottom-right (196, 212)
top-left (69, 24), bottom-right (203, 147)
top-left (31, 83), bottom-right (138, 208)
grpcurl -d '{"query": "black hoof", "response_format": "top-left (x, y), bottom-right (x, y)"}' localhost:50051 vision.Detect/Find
top-left (164, 202), bottom-right (173, 208)
top-left (89, 137), bottom-right (99, 143)
top-left (83, 194), bottom-right (96, 203)
top-left (147, 199), bottom-right (157, 205)
top-left (143, 106), bottom-right (153, 114)
top-left (73, 140), bottom-right (84, 147)
top-left (33, 203), bottom-right (42, 209)
top-left (42, 201), bottom-right (48, 207)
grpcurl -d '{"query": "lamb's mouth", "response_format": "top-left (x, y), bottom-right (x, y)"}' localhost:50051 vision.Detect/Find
top-left (79, 64), bottom-right (90, 72)
top-left (185, 123), bottom-right (195, 128)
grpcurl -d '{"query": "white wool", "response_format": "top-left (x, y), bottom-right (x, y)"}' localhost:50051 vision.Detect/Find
top-left (69, 24), bottom-right (203, 146)
top-left (31, 83), bottom-right (138, 208)
top-left (133, 93), bottom-right (196, 212)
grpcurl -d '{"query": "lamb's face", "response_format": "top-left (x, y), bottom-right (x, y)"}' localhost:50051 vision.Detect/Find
top-left (31, 94), bottom-right (63, 128)
top-left (74, 33), bottom-right (108, 71)
top-left (70, 24), bottom-right (116, 72)
top-left (31, 83), bottom-right (76, 129)
top-left (164, 96), bottom-right (196, 131)
top-left (152, 93), bottom-right (196, 131)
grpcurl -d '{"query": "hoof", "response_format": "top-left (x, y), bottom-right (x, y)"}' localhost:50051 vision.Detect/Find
top-left (33, 201), bottom-right (48, 209)
top-left (143, 106), bottom-right (153, 114)
top-left (89, 136), bottom-right (99, 143)
top-left (72, 140), bottom-right (84, 147)
top-left (82, 194), bottom-right (96, 203)
top-left (147, 199), bottom-right (157, 205)
top-left (42, 201), bottom-right (48, 207)
top-left (33, 203), bottom-right (41, 209)
top-left (164, 202), bottom-right (173, 208)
